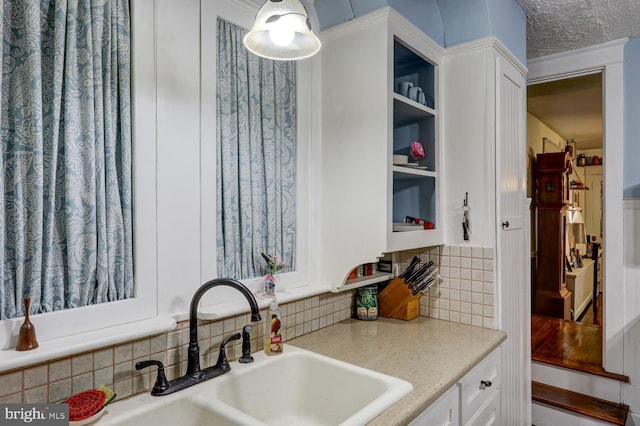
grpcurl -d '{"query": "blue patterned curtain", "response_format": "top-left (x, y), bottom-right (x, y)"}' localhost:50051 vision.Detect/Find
top-left (0, 0), bottom-right (133, 320)
top-left (216, 19), bottom-right (296, 279)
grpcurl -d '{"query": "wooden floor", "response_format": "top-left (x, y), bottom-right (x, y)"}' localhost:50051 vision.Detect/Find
top-left (531, 294), bottom-right (629, 381)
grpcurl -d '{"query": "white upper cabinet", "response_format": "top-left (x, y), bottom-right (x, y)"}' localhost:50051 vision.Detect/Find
top-left (319, 8), bottom-right (444, 291)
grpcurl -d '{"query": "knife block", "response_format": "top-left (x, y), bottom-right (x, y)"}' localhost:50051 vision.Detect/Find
top-left (378, 278), bottom-right (422, 321)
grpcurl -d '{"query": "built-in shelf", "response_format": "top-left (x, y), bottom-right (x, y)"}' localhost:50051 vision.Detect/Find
top-left (343, 272), bottom-right (394, 290)
top-left (393, 166), bottom-right (436, 178)
top-left (393, 94), bottom-right (436, 127)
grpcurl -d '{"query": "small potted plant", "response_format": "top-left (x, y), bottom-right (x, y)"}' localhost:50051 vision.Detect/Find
top-left (261, 253), bottom-right (285, 297)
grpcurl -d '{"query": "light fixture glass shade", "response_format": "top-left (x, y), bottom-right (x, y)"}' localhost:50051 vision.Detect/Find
top-left (566, 207), bottom-right (587, 248)
top-left (243, 0), bottom-right (321, 60)
top-left (566, 208), bottom-right (585, 225)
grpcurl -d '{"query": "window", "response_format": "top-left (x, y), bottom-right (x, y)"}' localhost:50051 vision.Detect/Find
top-left (0, 0), bottom-right (157, 349)
top-left (216, 18), bottom-right (297, 281)
top-left (0, 0), bottom-right (133, 320)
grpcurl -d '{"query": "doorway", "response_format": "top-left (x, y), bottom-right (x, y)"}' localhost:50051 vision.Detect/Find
top-left (527, 73), bottom-right (607, 373)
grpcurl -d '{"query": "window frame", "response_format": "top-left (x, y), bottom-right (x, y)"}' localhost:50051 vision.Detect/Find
top-left (0, 0), bottom-right (323, 351)
top-left (198, 0), bottom-right (321, 311)
top-left (0, 0), bottom-right (158, 350)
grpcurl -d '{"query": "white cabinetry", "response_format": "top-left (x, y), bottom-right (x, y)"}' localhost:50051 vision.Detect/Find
top-left (320, 7), bottom-right (444, 291)
top-left (460, 348), bottom-right (501, 426)
top-left (409, 384), bottom-right (459, 426)
top-left (411, 348), bottom-right (501, 426)
top-left (443, 38), bottom-right (528, 424)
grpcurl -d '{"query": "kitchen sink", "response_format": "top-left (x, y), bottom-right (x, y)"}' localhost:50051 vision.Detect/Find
top-left (101, 398), bottom-right (243, 426)
top-left (100, 345), bottom-right (412, 426)
top-left (215, 345), bottom-right (413, 425)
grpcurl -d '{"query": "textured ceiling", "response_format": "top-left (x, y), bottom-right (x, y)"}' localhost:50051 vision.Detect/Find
top-left (517, 0), bottom-right (640, 59)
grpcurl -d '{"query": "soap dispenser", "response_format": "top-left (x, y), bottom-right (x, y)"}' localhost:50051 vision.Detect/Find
top-left (264, 297), bottom-right (283, 355)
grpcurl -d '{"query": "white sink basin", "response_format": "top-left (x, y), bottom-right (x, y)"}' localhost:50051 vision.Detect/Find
top-left (99, 345), bottom-right (412, 426)
top-left (102, 398), bottom-right (243, 426)
top-left (215, 346), bottom-right (413, 425)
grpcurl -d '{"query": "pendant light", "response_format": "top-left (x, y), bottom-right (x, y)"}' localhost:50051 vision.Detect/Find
top-left (243, 0), bottom-right (321, 61)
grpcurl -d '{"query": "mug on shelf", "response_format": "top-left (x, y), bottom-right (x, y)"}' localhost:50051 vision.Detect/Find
top-left (398, 81), bottom-right (413, 97)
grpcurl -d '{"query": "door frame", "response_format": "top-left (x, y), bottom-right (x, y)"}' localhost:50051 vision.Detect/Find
top-left (527, 37), bottom-right (627, 374)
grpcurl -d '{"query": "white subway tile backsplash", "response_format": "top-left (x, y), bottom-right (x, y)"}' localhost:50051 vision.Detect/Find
top-left (0, 371), bottom-right (22, 397)
top-left (483, 318), bottom-right (496, 329)
top-left (72, 372), bottom-right (93, 394)
top-left (114, 343), bottom-right (133, 365)
top-left (49, 359), bottom-right (71, 382)
top-left (24, 385), bottom-right (47, 403)
top-left (472, 315), bottom-right (483, 327)
top-left (483, 294), bottom-right (494, 306)
top-left (24, 365), bottom-right (47, 389)
top-left (472, 258), bottom-right (483, 270)
top-left (94, 366), bottom-right (113, 387)
top-left (471, 292), bottom-right (483, 305)
top-left (114, 378), bottom-right (132, 400)
top-left (94, 349), bottom-right (113, 370)
top-left (483, 247), bottom-right (494, 259)
top-left (420, 245), bottom-right (497, 331)
top-left (449, 290), bottom-right (460, 301)
top-left (449, 279), bottom-right (460, 290)
top-left (483, 306), bottom-right (494, 318)
top-left (49, 379), bottom-right (71, 403)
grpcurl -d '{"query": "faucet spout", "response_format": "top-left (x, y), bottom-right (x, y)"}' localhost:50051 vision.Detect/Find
top-left (187, 278), bottom-right (261, 377)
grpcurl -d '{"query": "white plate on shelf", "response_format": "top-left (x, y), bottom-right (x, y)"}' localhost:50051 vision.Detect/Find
top-left (395, 162), bottom-right (419, 168)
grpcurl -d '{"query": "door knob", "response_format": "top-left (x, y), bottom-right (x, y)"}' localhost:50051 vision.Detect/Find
top-left (502, 221), bottom-right (510, 229)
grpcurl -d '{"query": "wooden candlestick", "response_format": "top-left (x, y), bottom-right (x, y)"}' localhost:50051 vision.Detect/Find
top-left (16, 297), bottom-right (39, 351)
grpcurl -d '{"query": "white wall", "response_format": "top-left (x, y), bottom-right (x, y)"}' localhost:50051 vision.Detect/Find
top-left (623, 200), bottom-right (640, 410)
top-left (527, 112), bottom-right (564, 157)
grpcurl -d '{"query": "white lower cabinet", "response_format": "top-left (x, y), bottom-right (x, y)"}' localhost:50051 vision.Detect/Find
top-left (409, 384), bottom-right (459, 426)
top-left (410, 348), bottom-right (501, 426)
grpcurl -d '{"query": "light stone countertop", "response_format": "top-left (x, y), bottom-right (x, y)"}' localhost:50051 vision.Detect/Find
top-left (289, 316), bottom-right (506, 425)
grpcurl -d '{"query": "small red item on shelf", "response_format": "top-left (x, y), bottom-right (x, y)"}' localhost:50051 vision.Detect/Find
top-left (405, 216), bottom-right (434, 230)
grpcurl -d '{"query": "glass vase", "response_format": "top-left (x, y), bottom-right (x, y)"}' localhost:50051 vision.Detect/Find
top-left (264, 274), bottom-right (276, 297)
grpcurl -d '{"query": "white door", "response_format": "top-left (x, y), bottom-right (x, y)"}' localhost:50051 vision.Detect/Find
top-left (495, 55), bottom-right (530, 425)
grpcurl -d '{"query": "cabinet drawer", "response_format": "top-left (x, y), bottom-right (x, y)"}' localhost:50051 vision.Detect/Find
top-left (465, 390), bottom-right (500, 426)
top-left (460, 348), bottom-right (501, 424)
top-left (409, 384), bottom-right (459, 426)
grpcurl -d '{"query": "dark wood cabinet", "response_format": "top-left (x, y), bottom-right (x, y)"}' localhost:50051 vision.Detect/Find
top-left (533, 152), bottom-right (572, 319)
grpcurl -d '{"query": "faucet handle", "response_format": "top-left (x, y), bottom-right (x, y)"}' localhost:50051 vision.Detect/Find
top-left (239, 325), bottom-right (254, 364)
top-left (216, 332), bottom-right (241, 369)
top-left (136, 360), bottom-right (170, 395)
